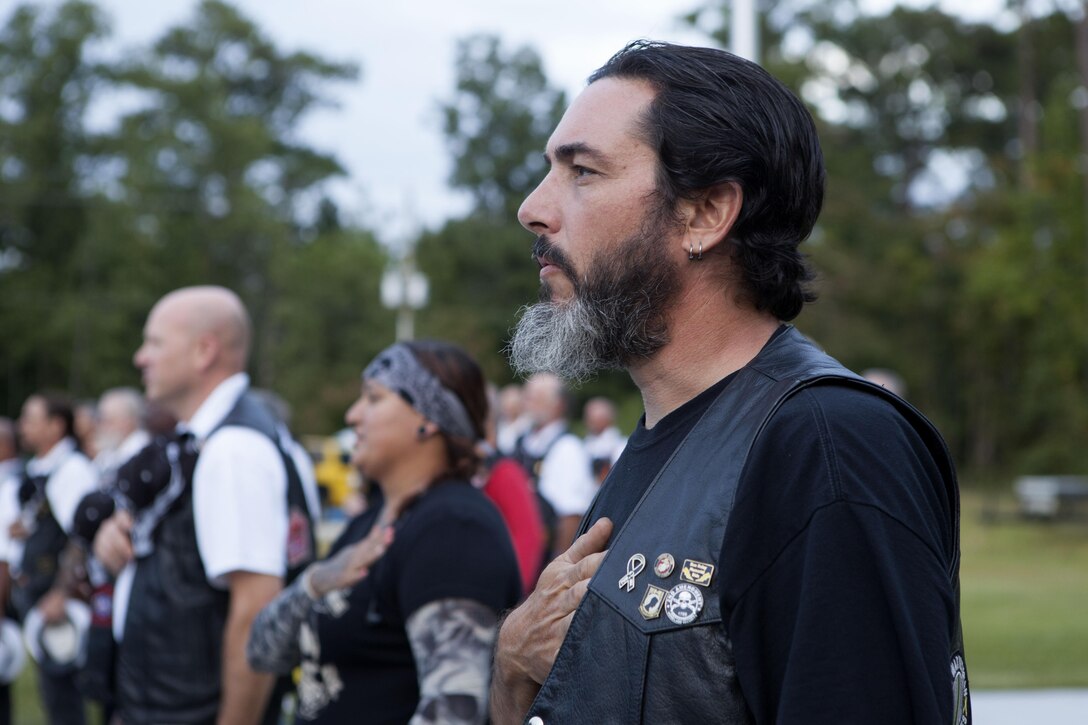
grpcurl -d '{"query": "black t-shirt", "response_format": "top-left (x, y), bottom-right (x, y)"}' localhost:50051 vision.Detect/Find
top-left (296, 480), bottom-right (521, 724)
top-left (585, 337), bottom-right (959, 723)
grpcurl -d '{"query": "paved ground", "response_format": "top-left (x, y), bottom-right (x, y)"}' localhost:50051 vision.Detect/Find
top-left (971, 689), bottom-right (1088, 724)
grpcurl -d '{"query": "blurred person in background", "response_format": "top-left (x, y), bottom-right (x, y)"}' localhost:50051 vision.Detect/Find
top-left (0, 418), bottom-right (21, 725)
top-left (7, 393), bottom-right (97, 724)
top-left (581, 396), bottom-right (626, 484)
top-left (477, 384), bottom-right (546, 595)
top-left (512, 373), bottom-right (596, 557)
top-left (0, 420), bottom-right (19, 487)
top-left (92, 286), bottom-right (318, 725)
top-left (92, 387), bottom-right (149, 486)
top-left (494, 384), bottom-right (530, 456)
top-left (247, 340), bottom-right (521, 724)
top-left (72, 401), bottom-right (98, 460)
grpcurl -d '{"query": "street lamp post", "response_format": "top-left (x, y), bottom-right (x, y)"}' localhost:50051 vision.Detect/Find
top-left (380, 259), bottom-right (428, 342)
top-left (731, 0), bottom-right (759, 63)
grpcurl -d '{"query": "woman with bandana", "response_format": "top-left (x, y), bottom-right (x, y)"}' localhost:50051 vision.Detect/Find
top-left (246, 341), bottom-right (521, 724)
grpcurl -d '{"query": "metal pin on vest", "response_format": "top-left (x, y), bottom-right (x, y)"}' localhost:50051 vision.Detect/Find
top-left (618, 553), bottom-right (646, 592)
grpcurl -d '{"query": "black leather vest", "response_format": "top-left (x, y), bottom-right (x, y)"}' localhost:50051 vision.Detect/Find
top-left (117, 392), bottom-right (316, 725)
top-left (526, 328), bottom-right (965, 724)
top-left (11, 471), bottom-right (70, 619)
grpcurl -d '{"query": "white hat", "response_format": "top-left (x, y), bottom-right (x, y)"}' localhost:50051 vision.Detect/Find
top-left (0, 619), bottom-right (25, 684)
top-left (23, 600), bottom-right (91, 676)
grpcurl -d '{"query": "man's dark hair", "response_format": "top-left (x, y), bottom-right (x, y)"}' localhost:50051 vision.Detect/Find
top-left (588, 40), bottom-right (824, 321)
top-left (35, 392), bottom-right (76, 440)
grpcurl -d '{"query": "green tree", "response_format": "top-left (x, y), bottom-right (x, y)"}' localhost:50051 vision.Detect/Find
top-left (687, 2), bottom-right (1088, 480)
top-left (439, 34), bottom-right (567, 222)
top-left (419, 35), bottom-right (566, 385)
top-left (0, 0), bottom-right (113, 409)
top-left (106, 0), bottom-right (359, 385)
top-left (0, 0), bottom-right (376, 430)
top-left (267, 226), bottom-right (393, 433)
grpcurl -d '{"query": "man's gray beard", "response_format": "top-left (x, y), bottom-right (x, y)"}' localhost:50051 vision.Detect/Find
top-left (508, 224), bottom-right (680, 383)
top-left (508, 296), bottom-right (617, 383)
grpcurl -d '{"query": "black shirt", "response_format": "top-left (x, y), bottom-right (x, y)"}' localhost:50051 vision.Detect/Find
top-left (585, 337), bottom-right (959, 723)
top-left (297, 480), bottom-right (521, 724)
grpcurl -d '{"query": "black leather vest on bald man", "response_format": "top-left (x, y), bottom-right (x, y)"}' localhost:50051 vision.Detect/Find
top-left (116, 392), bottom-right (315, 725)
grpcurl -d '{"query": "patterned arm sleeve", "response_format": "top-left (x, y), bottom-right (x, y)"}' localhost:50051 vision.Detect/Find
top-left (405, 598), bottom-right (499, 725)
top-left (245, 576), bottom-right (313, 674)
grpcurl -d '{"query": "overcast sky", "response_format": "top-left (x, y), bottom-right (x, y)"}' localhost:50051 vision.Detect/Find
top-left (32, 0), bottom-right (1008, 239)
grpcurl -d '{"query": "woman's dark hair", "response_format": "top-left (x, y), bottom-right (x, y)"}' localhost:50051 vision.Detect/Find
top-left (404, 340), bottom-right (489, 482)
top-left (588, 40), bottom-right (823, 321)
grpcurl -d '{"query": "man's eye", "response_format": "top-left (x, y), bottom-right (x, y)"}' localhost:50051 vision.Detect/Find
top-left (573, 165), bottom-right (595, 177)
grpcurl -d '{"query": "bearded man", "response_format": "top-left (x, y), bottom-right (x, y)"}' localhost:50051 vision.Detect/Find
top-left (494, 41), bottom-right (971, 725)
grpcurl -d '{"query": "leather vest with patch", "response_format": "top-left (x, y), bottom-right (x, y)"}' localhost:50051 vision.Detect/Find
top-left (11, 470), bottom-right (70, 619)
top-left (526, 328), bottom-right (965, 724)
top-left (117, 392), bottom-right (315, 725)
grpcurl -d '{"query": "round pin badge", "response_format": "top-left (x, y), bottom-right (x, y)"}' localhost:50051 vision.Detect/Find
top-left (664, 583), bottom-right (704, 625)
top-left (654, 553), bottom-right (675, 578)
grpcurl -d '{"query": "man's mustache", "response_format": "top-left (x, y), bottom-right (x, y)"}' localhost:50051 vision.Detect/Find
top-left (531, 236), bottom-right (577, 282)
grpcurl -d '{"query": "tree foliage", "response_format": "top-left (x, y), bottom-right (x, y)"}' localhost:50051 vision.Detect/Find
top-left (438, 34), bottom-right (567, 222)
top-left (0, 0), bottom-right (386, 430)
top-left (687, 1), bottom-right (1088, 480)
top-left (418, 35), bottom-right (568, 388)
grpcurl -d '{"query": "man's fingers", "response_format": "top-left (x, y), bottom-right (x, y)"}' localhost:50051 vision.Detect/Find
top-left (115, 509), bottom-right (134, 531)
top-left (573, 550), bottom-right (607, 582)
top-left (94, 513), bottom-right (135, 574)
top-left (562, 575), bottom-right (593, 611)
top-left (563, 518), bottom-right (613, 564)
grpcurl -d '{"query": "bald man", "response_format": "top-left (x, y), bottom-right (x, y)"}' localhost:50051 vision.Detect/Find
top-left (582, 397), bottom-right (627, 483)
top-left (514, 373), bottom-right (596, 556)
top-left (93, 286), bottom-right (319, 725)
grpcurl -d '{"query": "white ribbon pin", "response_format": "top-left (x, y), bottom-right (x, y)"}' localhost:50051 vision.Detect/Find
top-left (618, 553), bottom-right (646, 592)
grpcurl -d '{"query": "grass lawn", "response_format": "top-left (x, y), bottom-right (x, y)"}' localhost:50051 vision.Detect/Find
top-left (960, 489), bottom-right (1088, 689)
top-left (9, 667), bottom-right (105, 725)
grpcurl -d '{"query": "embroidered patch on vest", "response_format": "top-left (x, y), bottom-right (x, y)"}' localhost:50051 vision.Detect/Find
top-left (286, 506), bottom-right (313, 568)
top-left (679, 559), bottom-right (715, 587)
top-left (639, 584), bottom-right (667, 620)
top-left (950, 653), bottom-right (969, 725)
top-left (664, 583), bottom-right (704, 625)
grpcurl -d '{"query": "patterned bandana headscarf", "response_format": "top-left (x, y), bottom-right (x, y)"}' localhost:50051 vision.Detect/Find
top-left (363, 343), bottom-right (477, 440)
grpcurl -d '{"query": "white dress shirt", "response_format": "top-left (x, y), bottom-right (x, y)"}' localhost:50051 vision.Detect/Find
top-left (0, 437), bottom-right (97, 568)
top-left (94, 429), bottom-right (151, 485)
top-left (114, 374), bottom-right (319, 639)
top-left (521, 421), bottom-right (598, 517)
top-left (584, 426), bottom-right (628, 465)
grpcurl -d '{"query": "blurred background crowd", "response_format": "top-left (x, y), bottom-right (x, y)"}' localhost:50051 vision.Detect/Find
top-left (2, 0), bottom-right (1088, 721)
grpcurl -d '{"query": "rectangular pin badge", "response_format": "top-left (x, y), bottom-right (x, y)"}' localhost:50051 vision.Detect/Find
top-left (680, 559), bottom-right (715, 587)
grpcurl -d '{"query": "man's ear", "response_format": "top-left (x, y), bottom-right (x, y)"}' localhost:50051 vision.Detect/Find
top-left (192, 333), bottom-right (219, 373)
top-left (679, 181), bottom-right (743, 258)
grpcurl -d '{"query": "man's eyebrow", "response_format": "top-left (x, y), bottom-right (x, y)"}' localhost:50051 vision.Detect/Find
top-left (544, 142), bottom-right (610, 166)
